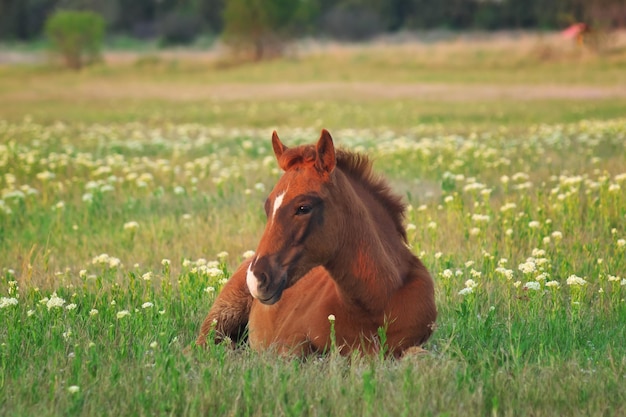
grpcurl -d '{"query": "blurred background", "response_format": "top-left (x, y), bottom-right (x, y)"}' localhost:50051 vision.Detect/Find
top-left (1, 0), bottom-right (625, 129)
top-left (1, 0), bottom-right (625, 56)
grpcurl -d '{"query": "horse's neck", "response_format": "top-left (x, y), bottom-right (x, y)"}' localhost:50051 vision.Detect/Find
top-left (325, 172), bottom-right (407, 313)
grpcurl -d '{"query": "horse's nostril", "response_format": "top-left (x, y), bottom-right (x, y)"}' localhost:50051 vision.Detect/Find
top-left (258, 272), bottom-right (268, 286)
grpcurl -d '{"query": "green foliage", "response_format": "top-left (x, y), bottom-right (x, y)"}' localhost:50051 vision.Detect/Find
top-left (222, 0), bottom-right (315, 60)
top-left (44, 10), bottom-right (105, 70)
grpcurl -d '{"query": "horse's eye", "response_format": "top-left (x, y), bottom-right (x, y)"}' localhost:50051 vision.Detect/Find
top-left (296, 205), bottom-right (312, 215)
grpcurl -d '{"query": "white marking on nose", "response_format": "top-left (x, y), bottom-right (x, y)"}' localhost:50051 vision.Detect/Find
top-left (271, 189), bottom-right (287, 224)
top-left (246, 260), bottom-right (259, 299)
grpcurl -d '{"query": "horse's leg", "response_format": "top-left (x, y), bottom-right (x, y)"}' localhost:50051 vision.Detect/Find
top-left (196, 259), bottom-right (253, 348)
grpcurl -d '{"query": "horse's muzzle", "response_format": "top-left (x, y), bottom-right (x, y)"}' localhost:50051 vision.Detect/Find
top-left (246, 256), bottom-right (288, 305)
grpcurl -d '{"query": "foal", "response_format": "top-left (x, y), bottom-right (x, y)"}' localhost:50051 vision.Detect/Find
top-left (196, 130), bottom-right (436, 357)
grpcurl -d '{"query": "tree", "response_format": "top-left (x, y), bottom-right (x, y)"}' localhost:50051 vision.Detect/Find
top-left (222, 0), bottom-right (315, 60)
top-left (45, 10), bottom-right (105, 70)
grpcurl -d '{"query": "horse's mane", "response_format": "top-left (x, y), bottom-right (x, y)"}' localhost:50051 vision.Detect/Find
top-left (335, 150), bottom-right (408, 242)
top-left (280, 145), bottom-right (407, 241)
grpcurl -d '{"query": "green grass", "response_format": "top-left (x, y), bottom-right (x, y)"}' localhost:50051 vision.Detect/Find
top-left (1, 119), bottom-right (625, 416)
top-left (1, 42), bottom-right (626, 415)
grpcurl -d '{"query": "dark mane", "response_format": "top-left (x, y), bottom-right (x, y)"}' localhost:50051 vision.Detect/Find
top-left (335, 149), bottom-right (408, 242)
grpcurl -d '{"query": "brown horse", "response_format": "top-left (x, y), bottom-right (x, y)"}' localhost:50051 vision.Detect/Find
top-left (196, 130), bottom-right (436, 358)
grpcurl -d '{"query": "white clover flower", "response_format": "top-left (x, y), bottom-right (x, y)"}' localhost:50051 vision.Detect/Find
top-left (469, 227), bottom-right (480, 236)
top-left (458, 287), bottom-right (473, 296)
top-left (406, 223), bottom-right (416, 231)
top-left (328, 314), bottom-right (336, 322)
top-left (531, 248), bottom-right (545, 257)
top-left (68, 386), bottom-right (80, 394)
top-left (463, 182), bottom-right (486, 192)
top-left (89, 309), bottom-right (98, 316)
top-left (46, 292), bottom-right (66, 310)
top-left (617, 239), bottom-right (626, 249)
top-left (471, 213), bottom-right (490, 223)
top-left (242, 250), bottom-right (255, 259)
top-left (535, 273), bottom-right (548, 282)
top-left (464, 279), bottom-right (478, 289)
top-left (204, 286), bottom-right (215, 294)
top-left (435, 252), bottom-right (443, 259)
top-left (173, 186), bottom-right (185, 195)
top-left (470, 269), bottom-right (481, 279)
top-left (108, 257), bottom-right (122, 268)
top-left (36, 171), bottom-right (56, 181)
top-left (141, 302), bottom-right (154, 309)
top-left (566, 275), bottom-right (587, 286)
top-left (142, 272), bottom-right (152, 281)
top-left (513, 281), bottom-right (522, 288)
top-left (150, 341), bottom-right (158, 349)
top-left (608, 184), bottom-right (621, 192)
top-left (27, 309), bottom-right (35, 317)
top-left (495, 267), bottom-right (514, 280)
top-left (518, 261), bottom-right (536, 274)
top-left (444, 195), bottom-right (454, 203)
top-left (441, 269), bottom-right (453, 279)
top-left (528, 221), bottom-right (541, 229)
top-left (545, 280), bottom-right (560, 288)
top-left (608, 275), bottom-right (620, 282)
top-left (66, 303), bottom-right (77, 311)
top-left (116, 310), bottom-right (131, 319)
top-left (524, 281), bottom-right (541, 291)
top-left (217, 251), bottom-right (229, 260)
top-left (505, 229), bottom-right (513, 236)
top-left (123, 221), bottom-right (139, 231)
top-left (500, 202), bottom-right (517, 213)
top-left (62, 329), bottom-right (72, 340)
top-left (551, 231), bottom-right (563, 240)
top-left (0, 297), bottom-right (18, 309)
top-left (161, 259), bottom-right (171, 266)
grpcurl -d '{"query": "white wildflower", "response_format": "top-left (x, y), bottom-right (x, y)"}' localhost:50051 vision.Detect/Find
top-left (0, 297), bottom-right (18, 309)
top-left (123, 221), bottom-right (139, 231)
top-left (46, 292), bottom-right (66, 310)
top-left (518, 261), bottom-right (536, 274)
top-left (566, 275), bottom-right (587, 286)
top-left (116, 310), bottom-right (130, 319)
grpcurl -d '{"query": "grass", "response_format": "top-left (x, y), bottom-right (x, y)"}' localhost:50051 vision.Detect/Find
top-left (1, 38), bottom-right (626, 415)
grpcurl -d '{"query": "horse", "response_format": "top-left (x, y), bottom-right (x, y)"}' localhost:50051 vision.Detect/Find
top-left (196, 129), bottom-right (436, 358)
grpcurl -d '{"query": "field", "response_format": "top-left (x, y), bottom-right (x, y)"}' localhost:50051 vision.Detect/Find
top-left (1, 34), bottom-right (626, 416)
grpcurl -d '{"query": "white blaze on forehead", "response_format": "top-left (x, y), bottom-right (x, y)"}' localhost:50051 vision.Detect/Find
top-left (271, 188), bottom-right (287, 223)
top-left (246, 260), bottom-right (259, 299)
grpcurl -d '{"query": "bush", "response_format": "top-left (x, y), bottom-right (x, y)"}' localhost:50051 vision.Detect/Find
top-left (45, 10), bottom-right (105, 70)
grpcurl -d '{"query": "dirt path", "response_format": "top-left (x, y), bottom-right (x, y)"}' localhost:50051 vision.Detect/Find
top-left (7, 81), bottom-right (626, 102)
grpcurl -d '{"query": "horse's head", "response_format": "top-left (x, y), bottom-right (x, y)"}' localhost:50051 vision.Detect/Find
top-left (246, 129), bottom-right (340, 304)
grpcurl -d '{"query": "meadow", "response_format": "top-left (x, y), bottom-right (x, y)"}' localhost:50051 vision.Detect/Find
top-left (1, 35), bottom-right (626, 416)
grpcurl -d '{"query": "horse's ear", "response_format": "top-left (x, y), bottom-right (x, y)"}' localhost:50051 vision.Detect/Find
top-left (272, 131), bottom-right (288, 168)
top-left (315, 129), bottom-right (336, 174)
